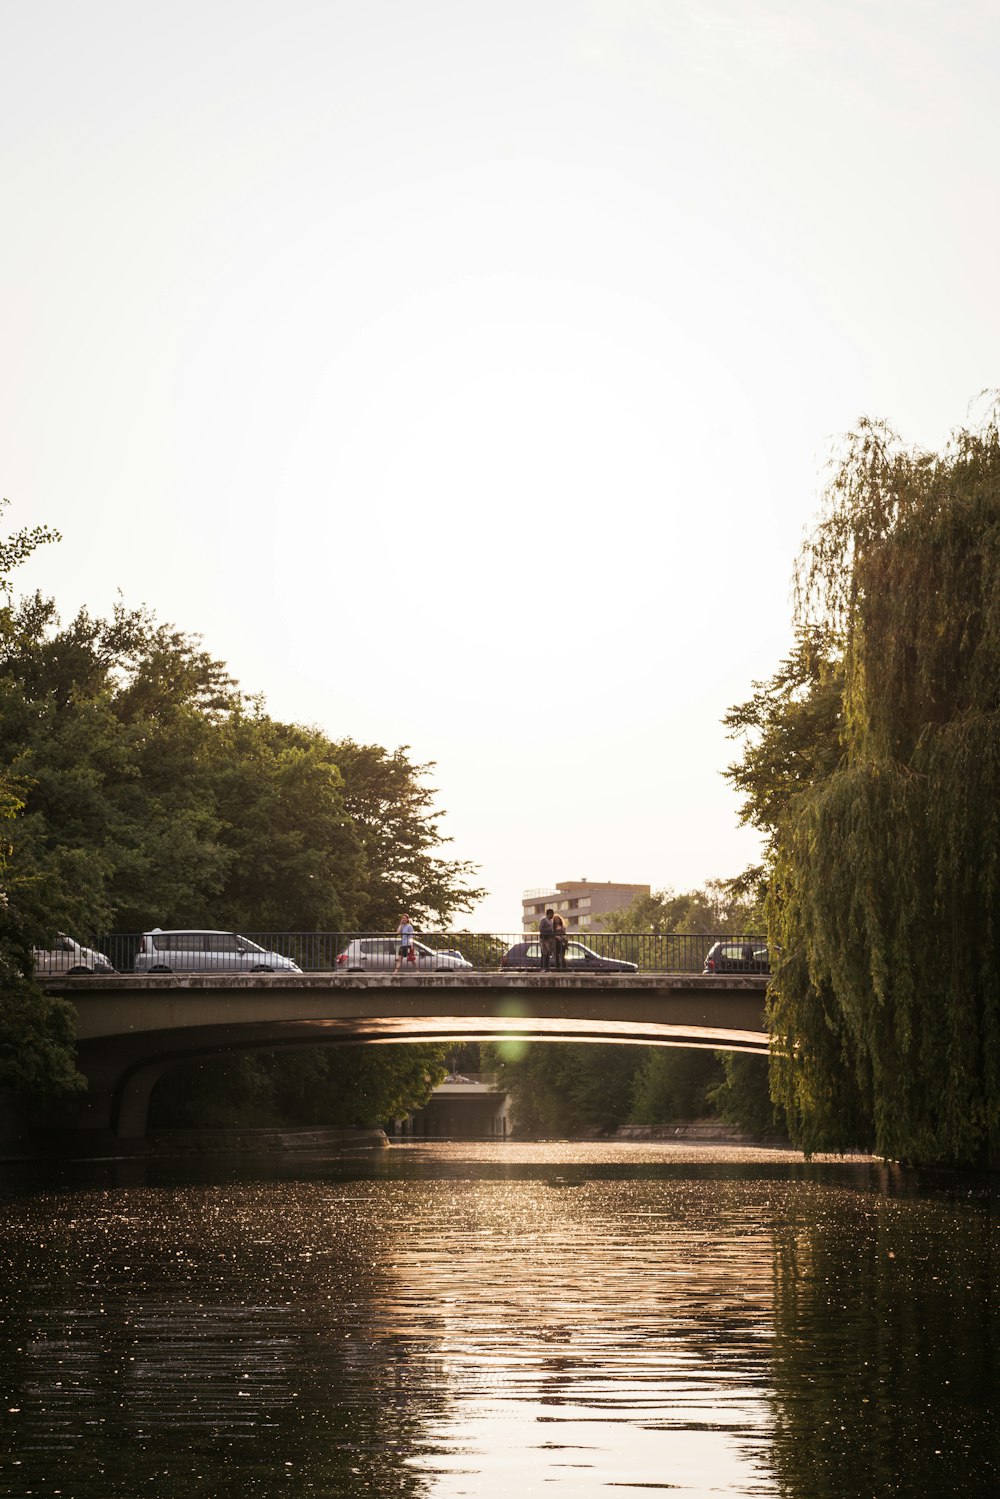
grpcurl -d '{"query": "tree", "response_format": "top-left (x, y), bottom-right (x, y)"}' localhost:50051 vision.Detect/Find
top-left (0, 596), bottom-right (231, 938)
top-left (0, 499), bottom-right (61, 589)
top-left (0, 816), bottom-right (85, 1102)
top-left (0, 506), bottom-right (83, 1102)
top-left (723, 626), bottom-right (845, 860)
top-left (208, 708), bottom-right (365, 933)
top-left (482, 1041), bottom-right (641, 1136)
top-left (735, 403), bottom-right (1000, 1164)
top-left (630, 1048), bottom-right (724, 1123)
top-left (603, 881), bottom-right (766, 937)
top-left (706, 1053), bottom-right (784, 1138)
top-left (332, 740), bottom-right (484, 929)
top-left (148, 1043), bottom-right (449, 1129)
top-left (0, 512), bottom-right (480, 1128)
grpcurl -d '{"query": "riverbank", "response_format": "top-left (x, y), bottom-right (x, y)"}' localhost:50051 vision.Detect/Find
top-left (0, 1119), bottom-right (781, 1162)
top-left (612, 1120), bottom-right (775, 1144)
top-left (148, 1126), bottom-right (390, 1154)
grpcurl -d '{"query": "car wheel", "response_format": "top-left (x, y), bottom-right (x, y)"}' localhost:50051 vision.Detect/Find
top-left (251, 965), bottom-right (273, 973)
top-left (67, 965), bottom-right (93, 975)
top-left (148, 965), bottom-right (171, 974)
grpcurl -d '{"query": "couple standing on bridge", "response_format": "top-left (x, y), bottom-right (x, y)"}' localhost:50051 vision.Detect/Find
top-left (538, 908), bottom-right (569, 970)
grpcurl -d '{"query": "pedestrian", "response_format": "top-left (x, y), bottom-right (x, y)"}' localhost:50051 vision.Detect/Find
top-left (552, 913), bottom-right (568, 969)
top-left (394, 913), bottom-right (415, 973)
top-left (538, 907), bottom-right (555, 971)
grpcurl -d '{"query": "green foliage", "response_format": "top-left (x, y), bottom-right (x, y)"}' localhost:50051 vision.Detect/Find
top-left (0, 915), bottom-right (85, 1100)
top-left (732, 401), bottom-right (1000, 1164)
top-left (148, 1044), bottom-right (449, 1129)
top-left (208, 710), bottom-right (365, 932)
top-left (706, 1052), bottom-right (785, 1138)
top-left (0, 510), bottom-right (84, 1102)
top-left (724, 626), bottom-right (845, 849)
top-left (630, 1048), bottom-right (725, 1122)
top-left (482, 1041), bottom-right (642, 1136)
top-left (0, 599), bottom-right (480, 943)
top-left (332, 740), bottom-right (485, 928)
top-left (0, 517), bottom-right (480, 1123)
top-left (0, 498), bottom-right (60, 590)
top-left (603, 880), bottom-right (765, 936)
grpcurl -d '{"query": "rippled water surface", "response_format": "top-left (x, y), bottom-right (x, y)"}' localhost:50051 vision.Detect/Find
top-left (1, 1141), bottom-right (998, 1498)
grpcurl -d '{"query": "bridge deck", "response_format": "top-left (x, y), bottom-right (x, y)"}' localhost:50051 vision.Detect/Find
top-left (43, 970), bottom-right (770, 1051)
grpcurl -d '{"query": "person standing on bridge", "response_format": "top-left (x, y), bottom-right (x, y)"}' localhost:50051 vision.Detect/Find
top-left (538, 908), bottom-right (556, 971)
top-left (552, 914), bottom-right (568, 969)
top-left (394, 914), bottom-right (415, 972)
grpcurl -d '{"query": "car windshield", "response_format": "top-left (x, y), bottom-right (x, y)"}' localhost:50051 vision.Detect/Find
top-left (236, 936), bottom-right (265, 953)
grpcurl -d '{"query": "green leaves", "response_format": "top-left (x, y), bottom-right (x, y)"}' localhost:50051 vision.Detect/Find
top-left (0, 522), bottom-right (481, 1118)
top-left (734, 400), bottom-right (1000, 1165)
top-left (0, 602), bottom-right (481, 944)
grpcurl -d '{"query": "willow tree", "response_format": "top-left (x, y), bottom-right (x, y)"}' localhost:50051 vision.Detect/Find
top-left (765, 403), bottom-right (1000, 1164)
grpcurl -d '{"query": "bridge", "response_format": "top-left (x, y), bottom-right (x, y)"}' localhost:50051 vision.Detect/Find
top-left (27, 967), bottom-right (770, 1152)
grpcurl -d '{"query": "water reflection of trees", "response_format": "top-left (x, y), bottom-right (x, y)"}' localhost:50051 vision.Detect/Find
top-left (0, 1179), bottom-right (450, 1498)
top-left (768, 1177), bottom-right (1000, 1496)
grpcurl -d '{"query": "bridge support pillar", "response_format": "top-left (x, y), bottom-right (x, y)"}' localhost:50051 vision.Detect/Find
top-left (112, 1061), bottom-right (176, 1141)
top-left (20, 1057), bottom-right (175, 1156)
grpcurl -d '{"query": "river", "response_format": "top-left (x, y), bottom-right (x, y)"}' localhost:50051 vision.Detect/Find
top-left (1, 1140), bottom-right (997, 1498)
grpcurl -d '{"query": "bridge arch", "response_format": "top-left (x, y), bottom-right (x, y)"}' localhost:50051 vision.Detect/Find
top-left (36, 971), bottom-right (770, 1150)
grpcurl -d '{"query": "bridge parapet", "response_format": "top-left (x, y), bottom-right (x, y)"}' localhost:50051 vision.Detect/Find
top-left (39, 930), bottom-right (770, 977)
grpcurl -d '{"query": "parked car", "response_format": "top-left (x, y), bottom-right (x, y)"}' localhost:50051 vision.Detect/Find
top-left (133, 929), bottom-right (302, 974)
top-left (703, 941), bottom-right (770, 975)
top-left (32, 934), bottom-right (115, 975)
top-left (336, 937), bottom-right (473, 972)
top-left (501, 940), bottom-right (638, 973)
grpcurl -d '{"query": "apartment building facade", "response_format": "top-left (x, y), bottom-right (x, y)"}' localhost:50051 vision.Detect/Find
top-left (521, 880), bottom-right (650, 935)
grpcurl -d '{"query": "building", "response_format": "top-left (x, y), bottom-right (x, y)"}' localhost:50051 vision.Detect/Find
top-left (396, 1074), bottom-right (512, 1139)
top-left (520, 880), bottom-right (651, 935)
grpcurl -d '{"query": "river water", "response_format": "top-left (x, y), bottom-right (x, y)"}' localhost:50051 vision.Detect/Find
top-left (1, 1140), bottom-right (997, 1499)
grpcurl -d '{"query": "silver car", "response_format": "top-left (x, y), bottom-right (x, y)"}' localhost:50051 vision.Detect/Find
top-left (134, 929), bottom-right (302, 974)
top-left (336, 937), bottom-right (473, 972)
top-left (32, 934), bottom-right (115, 975)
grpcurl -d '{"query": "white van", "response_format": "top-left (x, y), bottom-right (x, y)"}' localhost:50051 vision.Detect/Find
top-left (32, 934), bottom-right (116, 975)
top-left (133, 929), bottom-right (302, 974)
top-left (335, 937), bottom-right (473, 972)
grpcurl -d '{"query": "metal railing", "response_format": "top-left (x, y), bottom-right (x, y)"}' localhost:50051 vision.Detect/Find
top-left (33, 931), bottom-right (770, 976)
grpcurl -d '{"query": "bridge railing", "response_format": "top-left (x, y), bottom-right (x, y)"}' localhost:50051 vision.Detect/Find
top-left (49, 931), bottom-right (768, 975)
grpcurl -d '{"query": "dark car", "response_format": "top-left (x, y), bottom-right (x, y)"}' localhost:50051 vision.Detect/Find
top-left (501, 940), bottom-right (638, 973)
top-left (703, 940), bottom-right (770, 975)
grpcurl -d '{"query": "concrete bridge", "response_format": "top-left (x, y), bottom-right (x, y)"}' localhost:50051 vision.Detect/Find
top-left (27, 969), bottom-right (770, 1152)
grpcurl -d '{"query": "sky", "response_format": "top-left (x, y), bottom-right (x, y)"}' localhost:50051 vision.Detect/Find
top-left (3, 0), bottom-right (998, 932)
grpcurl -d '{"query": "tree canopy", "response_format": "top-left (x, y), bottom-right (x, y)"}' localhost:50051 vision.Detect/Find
top-left (727, 403), bottom-right (1000, 1165)
top-left (602, 880), bottom-right (765, 936)
top-left (0, 596), bottom-right (480, 947)
top-left (0, 503), bottom-right (84, 1099)
top-left (0, 509), bottom-right (481, 1119)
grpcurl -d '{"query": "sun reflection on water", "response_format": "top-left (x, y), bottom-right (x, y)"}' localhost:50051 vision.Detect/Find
top-left (1, 1141), bottom-right (996, 1498)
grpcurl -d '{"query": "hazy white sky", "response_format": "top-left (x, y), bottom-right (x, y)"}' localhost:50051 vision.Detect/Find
top-left (3, 1), bottom-right (998, 929)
